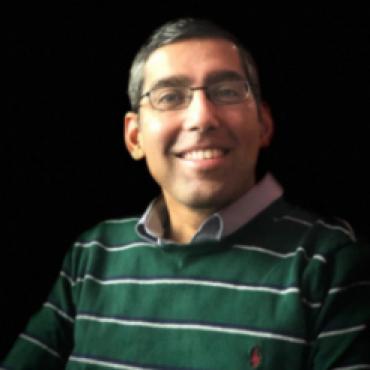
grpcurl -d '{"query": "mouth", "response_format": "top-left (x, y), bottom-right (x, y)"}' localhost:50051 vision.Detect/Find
top-left (176, 148), bottom-right (229, 161)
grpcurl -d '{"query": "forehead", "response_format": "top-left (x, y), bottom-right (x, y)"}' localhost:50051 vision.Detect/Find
top-left (143, 38), bottom-right (245, 89)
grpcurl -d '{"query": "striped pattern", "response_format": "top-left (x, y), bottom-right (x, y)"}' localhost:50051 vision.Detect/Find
top-left (2, 198), bottom-right (370, 369)
top-left (68, 355), bottom-right (154, 370)
top-left (76, 312), bottom-right (308, 344)
top-left (233, 244), bottom-right (328, 262)
top-left (19, 334), bottom-right (61, 359)
top-left (44, 301), bottom-right (75, 323)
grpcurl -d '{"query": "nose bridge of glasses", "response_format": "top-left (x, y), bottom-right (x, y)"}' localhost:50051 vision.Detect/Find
top-left (189, 85), bottom-right (212, 103)
top-left (185, 86), bottom-right (218, 125)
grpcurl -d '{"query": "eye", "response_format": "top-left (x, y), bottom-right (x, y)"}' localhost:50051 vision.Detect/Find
top-left (209, 81), bottom-right (246, 103)
top-left (216, 87), bottom-right (239, 97)
top-left (153, 87), bottom-right (186, 108)
top-left (213, 84), bottom-right (240, 98)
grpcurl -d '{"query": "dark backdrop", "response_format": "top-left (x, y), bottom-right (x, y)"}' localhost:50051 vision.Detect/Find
top-left (4, 2), bottom-right (369, 356)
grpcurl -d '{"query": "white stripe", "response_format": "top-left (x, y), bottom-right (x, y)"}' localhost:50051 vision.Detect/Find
top-left (301, 297), bottom-right (322, 309)
top-left (79, 274), bottom-right (301, 296)
top-left (73, 241), bottom-right (156, 252)
top-left (279, 216), bottom-right (357, 241)
top-left (44, 302), bottom-right (75, 323)
top-left (279, 215), bottom-right (313, 226)
top-left (103, 218), bottom-right (139, 225)
top-left (77, 314), bottom-right (307, 345)
top-left (60, 271), bottom-right (76, 286)
top-left (233, 244), bottom-right (298, 258)
top-left (60, 271), bottom-right (88, 287)
top-left (317, 219), bottom-right (356, 241)
top-left (69, 356), bottom-right (148, 370)
top-left (20, 333), bottom-right (61, 358)
top-left (336, 218), bottom-right (357, 240)
top-left (318, 324), bottom-right (367, 339)
top-left (233, 245), bottom-right (327, 263)
top-left (332, 365), bottom-right (370, 370)
top-left (63, 273), bottom-right (321, 309)
top-left (329, 281), bottom-right (370, 295)
top-left (312, 254), bottom-right (327, 263)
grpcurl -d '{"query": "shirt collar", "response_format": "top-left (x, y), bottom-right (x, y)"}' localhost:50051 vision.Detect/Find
top-left (136, 173), bottom-right (283, 244)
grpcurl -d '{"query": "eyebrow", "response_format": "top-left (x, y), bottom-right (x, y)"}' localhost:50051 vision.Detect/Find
top-left (148, 76), bottom-right (192, 92)
top-left (205, 70), bottom-right (246, 84)
top-left (147, 70), bottom-right (245, 92)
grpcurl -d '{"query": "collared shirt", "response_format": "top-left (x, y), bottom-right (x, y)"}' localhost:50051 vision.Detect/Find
top-left (136, 173), bottom-right (283, 244)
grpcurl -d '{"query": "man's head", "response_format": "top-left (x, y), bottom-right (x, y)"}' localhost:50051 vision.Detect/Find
top-left (128, 18), bottom-right (262, 113)
top-left (124, 18), bottom-right (273, 219)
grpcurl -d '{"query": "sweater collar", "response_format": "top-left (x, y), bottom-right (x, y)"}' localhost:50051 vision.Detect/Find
top-left (136, 173), bottom-right (283, 244)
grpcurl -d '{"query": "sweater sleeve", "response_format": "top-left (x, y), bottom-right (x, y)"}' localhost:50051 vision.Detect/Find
top-left (1, 246), bottom-right (78, 369)
top-left (309, 240), bottom-right (370, 369)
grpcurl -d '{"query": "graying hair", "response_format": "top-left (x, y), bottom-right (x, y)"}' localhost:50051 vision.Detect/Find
top-left (128, 18), bottom-right (262, 112)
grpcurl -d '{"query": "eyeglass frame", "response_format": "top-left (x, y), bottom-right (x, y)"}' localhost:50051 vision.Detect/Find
top-left (138, 79), bottom-right (251, 112)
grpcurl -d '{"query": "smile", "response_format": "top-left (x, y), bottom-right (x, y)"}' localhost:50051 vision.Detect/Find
top-left (179, 149), bottom-right (228, 161)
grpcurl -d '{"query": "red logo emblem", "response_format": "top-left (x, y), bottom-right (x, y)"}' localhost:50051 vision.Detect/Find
top-left (250, 346), bottom-right (262, 368)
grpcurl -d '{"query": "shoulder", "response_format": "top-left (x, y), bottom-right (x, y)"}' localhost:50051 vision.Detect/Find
top-left (231, 197), bottom-right (360, 253)
top-left (69, 216), bottom-right (142, 258)
top-left (61, 216), bottom-right (150, 278)
top-left (277, 201), bottom-right (355, 239)
top-left (272, 199), bottom-right (365, 257)
top-left (77, 216), bottom-right (141, 245)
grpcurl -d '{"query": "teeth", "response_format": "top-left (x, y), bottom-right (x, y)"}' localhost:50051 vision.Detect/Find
top-left (182, 149), bottom-right (225, 160)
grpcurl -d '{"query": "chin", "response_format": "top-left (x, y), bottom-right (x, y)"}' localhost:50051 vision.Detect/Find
top-left (182, 190), bottom-right (234, 211)
top-left (187, 178), bottom-right (254, 210)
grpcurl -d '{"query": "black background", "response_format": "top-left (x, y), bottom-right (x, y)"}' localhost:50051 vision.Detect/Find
top-left (3, 2), bottom-right (370, 356)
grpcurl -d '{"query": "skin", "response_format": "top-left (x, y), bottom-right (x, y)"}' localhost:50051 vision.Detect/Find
top-left (125, 38), bottom-right (274, 243)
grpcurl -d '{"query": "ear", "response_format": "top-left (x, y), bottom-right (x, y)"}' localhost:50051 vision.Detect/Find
top-left (124, 112), bottom-right (145, 160)
top-left (258, 102), bottom-right (274, 148)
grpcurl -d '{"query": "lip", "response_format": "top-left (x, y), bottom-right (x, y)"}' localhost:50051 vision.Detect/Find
top-left (174, 142), bottom-right (231, 156)
top-left (176, 148), bottom-right (228, 159)
top-left (174, 146), bottom-right (231, 171)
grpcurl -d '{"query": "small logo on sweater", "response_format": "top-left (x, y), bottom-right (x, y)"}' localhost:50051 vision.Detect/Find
top-left (250, 346), bottom-right (262, 368)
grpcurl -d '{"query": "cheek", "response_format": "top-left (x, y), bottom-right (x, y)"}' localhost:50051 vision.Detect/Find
top-left (145, 118), bottom-right (163, 133)
top-left (140, 118), bottom-right (163, 147)
top-left (229, 114), bottom-right (263, 146)
top-left (139, 117), bottom-right (177, 177)
top-left (140, 113), bottom-right (175, 147)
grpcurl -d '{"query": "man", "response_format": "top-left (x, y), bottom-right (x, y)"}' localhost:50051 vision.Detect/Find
top-left (2, 18), bottom-right (369, 370)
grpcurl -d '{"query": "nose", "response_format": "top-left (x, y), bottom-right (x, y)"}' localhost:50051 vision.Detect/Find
top-left (182, 89), bottom-right (220, 132)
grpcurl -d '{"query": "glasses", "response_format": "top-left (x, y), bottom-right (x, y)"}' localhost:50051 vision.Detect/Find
top-left (139, 80), bottom-right (250, 111)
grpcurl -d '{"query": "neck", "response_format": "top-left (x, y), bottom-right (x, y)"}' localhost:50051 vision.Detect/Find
top-left (165, 202), bottom-right (215, 244)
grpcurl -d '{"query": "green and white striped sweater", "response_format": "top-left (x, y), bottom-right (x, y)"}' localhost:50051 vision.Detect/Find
top-left (2, 198), bottom-right (370, 369)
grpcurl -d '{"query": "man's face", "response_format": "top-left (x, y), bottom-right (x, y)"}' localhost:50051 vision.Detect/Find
top-left (125, 38), bottom-right (273, 215)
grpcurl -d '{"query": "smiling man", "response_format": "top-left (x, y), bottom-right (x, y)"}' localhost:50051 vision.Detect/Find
top-left (125, 37), bottom-right (273, 243)
top-left (2, 18), bottom-right (369, 370)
